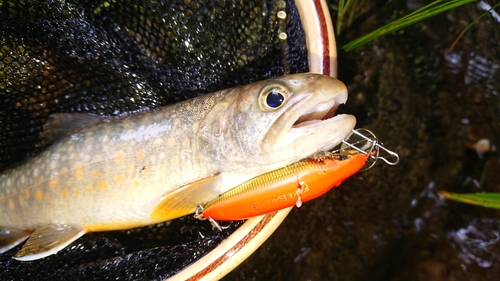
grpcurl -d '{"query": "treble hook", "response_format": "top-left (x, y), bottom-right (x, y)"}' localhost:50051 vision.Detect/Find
top-left (338, 128), bottom-right (400, 171)
top-left (195, 205), bottom-right (230, 231)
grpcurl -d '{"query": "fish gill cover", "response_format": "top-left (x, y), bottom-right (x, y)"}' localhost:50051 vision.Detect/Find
top-left (0, 0), bottom-right (308, 279)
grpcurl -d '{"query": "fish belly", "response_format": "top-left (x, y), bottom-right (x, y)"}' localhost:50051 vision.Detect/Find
top-left (0, 107), bottom-right (210, 232)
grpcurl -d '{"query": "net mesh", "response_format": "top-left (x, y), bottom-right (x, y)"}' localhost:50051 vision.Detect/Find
top-left (0, 0), bottom-right (308, 279)
top-left (0, 0), bottom-right (307, 169)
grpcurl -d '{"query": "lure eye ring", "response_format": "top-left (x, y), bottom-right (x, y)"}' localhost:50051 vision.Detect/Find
top-left (258, 85), bottom-right (289, 111)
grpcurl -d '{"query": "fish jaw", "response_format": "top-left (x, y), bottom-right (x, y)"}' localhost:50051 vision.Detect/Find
top-left (196, 73), bottom-right (356, 175)
top-left (277, 114), bottom-right (356, 163)
top-left (259, 75), bottom-right (355, 167)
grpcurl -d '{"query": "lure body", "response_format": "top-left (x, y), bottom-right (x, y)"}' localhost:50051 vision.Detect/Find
top-left (199, 153), bottom-right (367, 221)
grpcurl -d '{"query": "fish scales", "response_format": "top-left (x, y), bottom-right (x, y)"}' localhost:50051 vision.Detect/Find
top-left (0, 73), bottom-right (356, 260)
top-left (0, 92), bottom-right (223, 231)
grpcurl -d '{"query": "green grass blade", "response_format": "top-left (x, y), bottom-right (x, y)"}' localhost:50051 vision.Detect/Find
top-left (342, 0), bottom-right (475, 52)
top-left (337, 0), bottom-right (357, 35)
top-left (337, 0), bottom-right (345, 35)
top-left (347, 0), bottom-right (359, 31)
top-left (439, 191), bottom-right (500, 209)
top-left (448, 1), bottom-right (500, 53)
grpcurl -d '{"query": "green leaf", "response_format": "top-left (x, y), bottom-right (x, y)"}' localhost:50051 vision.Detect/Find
top-left (439, 191), bottom-right (500, 209)
top-left (342, 0), bottom-right (475, 52)
top-left (448, 1), bottom-right (500, 53)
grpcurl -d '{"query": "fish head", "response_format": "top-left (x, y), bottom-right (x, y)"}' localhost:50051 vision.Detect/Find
top-left (197, 73), bottom-right (356, 174)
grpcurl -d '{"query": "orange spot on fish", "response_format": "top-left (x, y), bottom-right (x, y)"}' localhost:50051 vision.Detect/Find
top-left (140, 166), bottom-right (150, 175)
top-left (114, 152), bottom-right (125, 163)
top-left (61, 189), bottom-right (68, 198)
top-left (85, 186), bottom-right (94, 193)
top-left (44, 193), bottom-right (50, 200)
top-left (74, 189), bottom-right (81, 196)
top-left (192, 121), bottom-right (200, 132)
top-left (156, 167), bottom-right (165, 175)
top-left (136, 149), bottom-right (146, 160)
top-left (98, 181), bottom-right (108, 190)
top-left (49, 176), bottom-right (57, 189)
top-left (114, 175), bottom-right (125, 183)
top-left (167, 137), bottom-right (175, 147)
top-left (171, 156), bottom-right (179, 165)
top-left (182, 138), bottom-right (190, 148)
top-left (18, 195), bottom-right (24, 205)
top-left (75, 164), bottom-right (84, 179)
top-left (25, 189), bottom-right (30, 199)
top-left (1, 194), bottom-right (6, 202)
top-left (35, 189), bottom-right (43, 201)
top-left (92, 169), bottom-right (100, 177)
top-left (38, 176), bottom-right (45, 184)
top-left (9, 199), bottom-right (14, 209)
top-left (133, 181), bottom-right (141, 188)
top-left (60, 168), bottom-right (68, 177)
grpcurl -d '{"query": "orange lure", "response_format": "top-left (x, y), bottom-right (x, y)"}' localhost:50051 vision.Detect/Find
top-left (196, 153), bottom-right (367, 221)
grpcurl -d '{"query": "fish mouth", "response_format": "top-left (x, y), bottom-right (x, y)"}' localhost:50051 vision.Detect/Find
top-left (286, 87), bottom-right (350, 132)
top-left (267, 83), bottom-right (356, 161)
top-left (286, 76), bottom-right (349, 130)
top-left (291, 101), bottom-right (340, 128)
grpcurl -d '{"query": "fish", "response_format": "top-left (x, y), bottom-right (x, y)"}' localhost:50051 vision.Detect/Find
top-left (0, 73), bottom-right (356, 261)
top-left (196, 153), bottom-right (367, 222)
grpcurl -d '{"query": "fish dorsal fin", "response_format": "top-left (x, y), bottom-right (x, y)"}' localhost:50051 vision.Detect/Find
top-left (0, 228), bottom-right (31, 254)
top-left (41, 113), bottom-right (104, 146)
top-left (13, 224), bottom-right (86, 261)
top-left (150, 174), bottom-right (223, 221)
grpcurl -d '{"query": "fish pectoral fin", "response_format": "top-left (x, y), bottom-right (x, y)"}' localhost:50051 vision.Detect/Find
top-left (150, 174), bottom-right (223, 221)
top-left (13, 224), bottom-right (86, 261)
top-left (0, 228), bottom-right (31, 254)
top-left (41, 113), bottom-right (105, 145)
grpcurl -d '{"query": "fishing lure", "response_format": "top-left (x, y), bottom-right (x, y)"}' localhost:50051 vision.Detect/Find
top-left (195, 128), bottom-right (400, 229)
top-left (195, 153), bottom-right (366, 223)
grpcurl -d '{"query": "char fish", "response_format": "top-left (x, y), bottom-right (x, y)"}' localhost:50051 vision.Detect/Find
top-left (0, 73), bottom-right (356, 261)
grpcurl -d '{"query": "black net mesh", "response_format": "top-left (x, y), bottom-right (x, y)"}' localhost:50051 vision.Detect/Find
top-left (0, 0), bottom-right (308, 279)
top-left (0, 0), bottom-right (308, 169)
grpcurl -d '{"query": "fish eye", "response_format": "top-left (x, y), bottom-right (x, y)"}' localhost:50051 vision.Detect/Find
top-left (266, 89), bottom-right (285, 108)
top-left (259, 85), bottom-right (288, 111)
